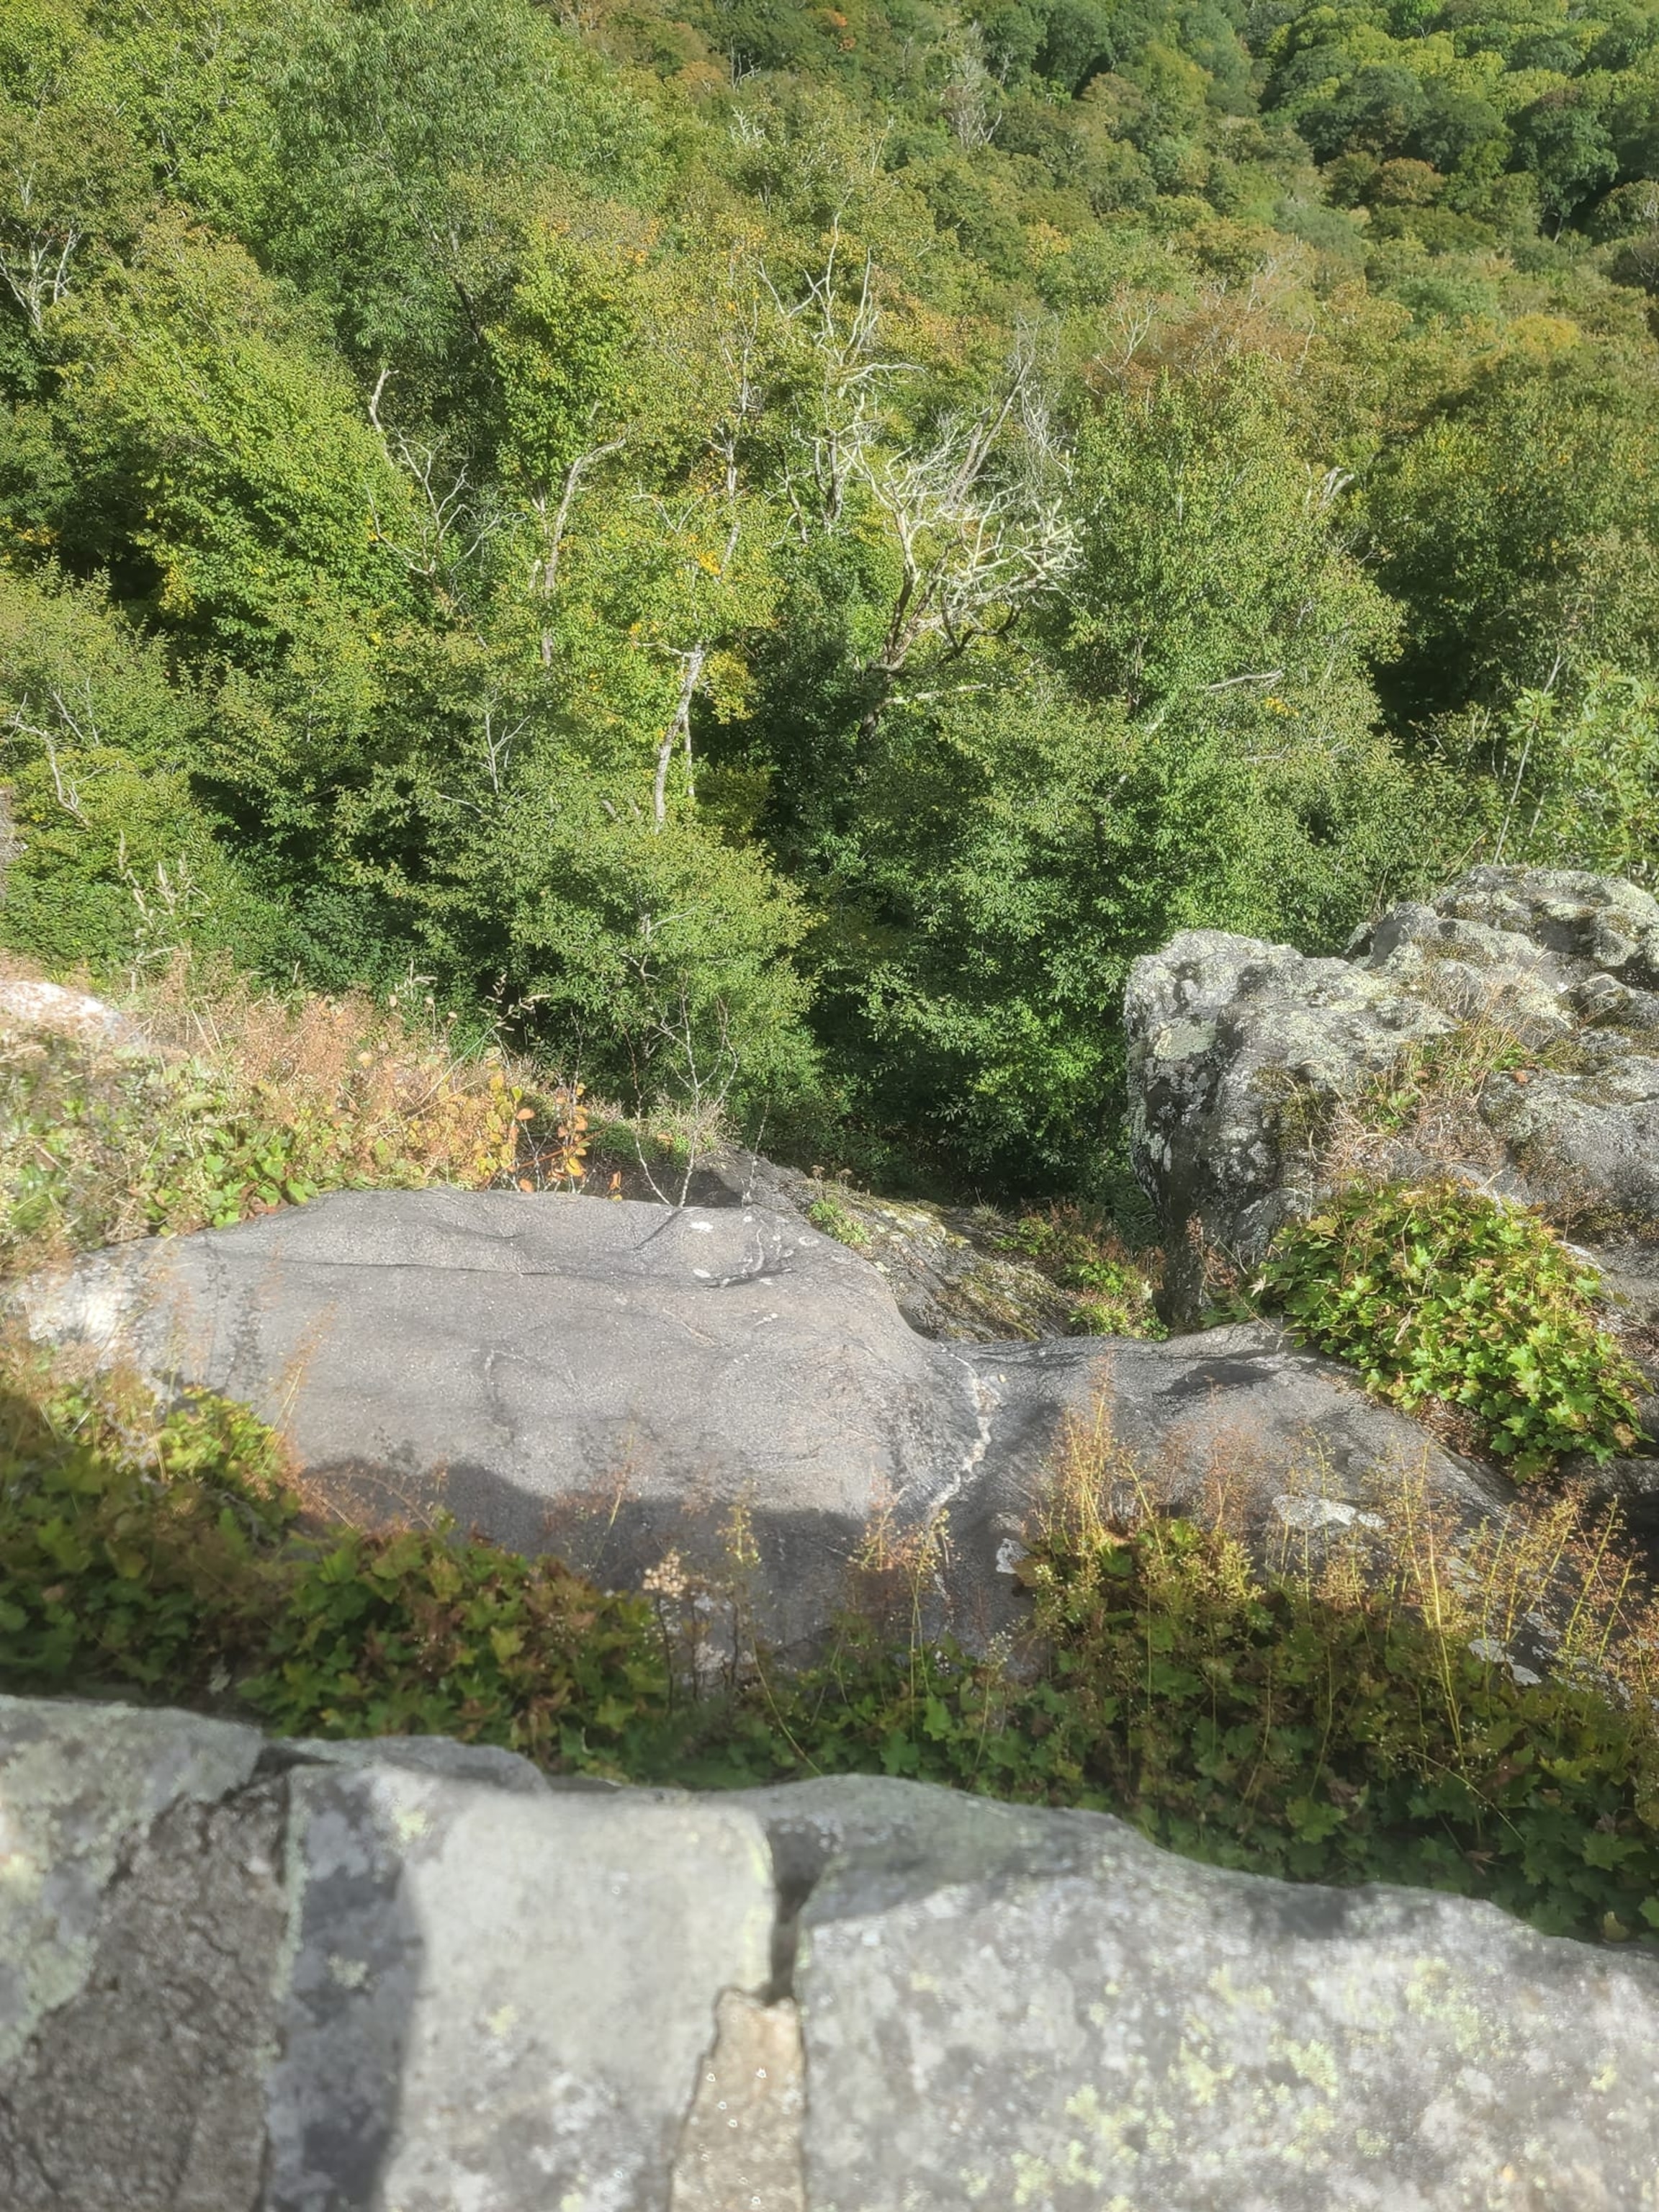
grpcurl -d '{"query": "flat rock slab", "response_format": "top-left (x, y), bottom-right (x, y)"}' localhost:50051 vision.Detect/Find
top-left (22, 1187), bottom-right (1089, 1646)
top-left (21, 1190), bottom-right (1509, 1642)
top-left (742, 1774), bottom-right (1659, 2212)
top-left (5, 1694), bottom-right (1659, 2211)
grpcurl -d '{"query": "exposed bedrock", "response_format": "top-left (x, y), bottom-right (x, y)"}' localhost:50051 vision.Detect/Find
top-left (18, 1187), bottom-right (1506, 1647)
top-left (5, 1692), bottom-right (1658, 2212)
top-left (1125, 865), bottom-right (1659, 1325)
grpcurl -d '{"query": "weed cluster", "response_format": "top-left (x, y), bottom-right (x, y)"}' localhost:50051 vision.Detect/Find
top-left (1260, 1182), bottom-right (1647, 1476)
top-left (806, 1192), bottom-right (871, 1250)
top-left (0, 959), bottom-right (543, 1269)
top-left (989, 1206), bottom-right (1164, 1337)
top-left (12, 1351), bottom-right (1659, 1943)
top-left (0, 1349), bottom-right (667, 1768)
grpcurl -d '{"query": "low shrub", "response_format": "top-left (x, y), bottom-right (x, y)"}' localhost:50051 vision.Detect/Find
top-left (0, 1354), bottom-right (667, 1771)
top-left (806, 1192), bottom-right (871, 1249)
top-left (0, 962), bottom-right (537, 1269)
top-left (9, 1352), bottom-right (1659, 1943)
top-left (1259, 1181), bottom-right (1647, 1475)
top-left (0, 1368), bottom-right (296, 1694)
top-left (990, 1205), bottom-right (1164, 1337)
top-left (1016, 1498), bottom-right (1659, 1939)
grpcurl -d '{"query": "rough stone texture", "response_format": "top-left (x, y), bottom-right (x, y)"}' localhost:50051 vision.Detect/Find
top-left (1127, 866), bottom-right (1659, 1321)
top-left (737, 1774), bottom-right (1659, 2212)
top-left (18, 1189), bottom-right (1508, 1644)
top-left (19, 1187), bottom-right (1100, 1648)
top-left (0, 1781), bottom-right (287, 2211)
top-left (0, 976), bottom-right (135, 1046)
top-left (1045, 1318), bottom-right (1506, 1532)
top-left (0, 1695), bottom-right (779, 2212)
top-left (267, 1761), bottom-right (775, 2212)
top-left (9, 1695), bottom-right (1659, 2212)
top-left (627, 1145), bottom-right (1087, 1342)
top-left (274, 1730), bottom-right (552, 1794)
top-left (0, 1696), bottom-right (264, 2071)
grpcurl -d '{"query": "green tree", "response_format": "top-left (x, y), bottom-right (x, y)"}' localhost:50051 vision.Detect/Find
top-left (0, 565), bottom-right (274, 964)
top-left (0, 0), bottom-right (150, 342)
top-left (1363, 347), bottom-right (1659, 724)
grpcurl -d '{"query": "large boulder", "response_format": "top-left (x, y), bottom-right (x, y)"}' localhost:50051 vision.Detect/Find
top-left (630, 1146), bottom-right (1089, 1342)
top-left (6, 1692), bottom-right (1659, 2211)
top-left (1127, 866), bottom-right (1659, 1321)
top-left (18, 1188), bottom-right (1509, 1644)
top-left (0, 1695), bottom-right (776, 2212)
top-left (0, 975), bottom-right (137, 1047)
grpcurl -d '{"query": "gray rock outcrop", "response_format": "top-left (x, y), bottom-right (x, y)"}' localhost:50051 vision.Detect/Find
top-left (19, 1187), bottom-right (1509, 1644)
top-left (6, 1691), bottom-right (1659, 2211)
top-left (660, 1148), bottom-right (1094, 1341)
top-left (1127, 866), bottom-right (1659, 1321)
top-left (0, 976), bottom-right (135, 1046)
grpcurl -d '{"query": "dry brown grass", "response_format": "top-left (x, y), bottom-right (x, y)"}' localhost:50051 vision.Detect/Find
top-left (128, 952), bottom-right (536, 1177)
top-left (1035, 1385), bottom-right (1659, 1705)
top-left (0, 953), bottom-right (559, 1269)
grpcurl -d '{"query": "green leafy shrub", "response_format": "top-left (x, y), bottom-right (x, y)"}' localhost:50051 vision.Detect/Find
top-left (0, 971), bottom-right (533, 1268)
top-left (1259, 1182), bottom-right (1646, 1475)
top-left (246, 1528), bottom-right (668, 1764)
top-left (0, 1370), bottom-right (296, 1694)
top-left (673, 1464), bottom-right (1659, 1942)
top-left (1015, 1500), bottom-right (1659, 1941)
top-left (0, 1357), bottom-right (667, 1771)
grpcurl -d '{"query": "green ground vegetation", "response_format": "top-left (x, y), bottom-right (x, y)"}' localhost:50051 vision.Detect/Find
top-left (6, 1349), bottom-right (1659, 1946)
top-left (5, 0), bottom-right (1659, 1200)
top-left (1260, 1180), bottom-right (1648, 1473)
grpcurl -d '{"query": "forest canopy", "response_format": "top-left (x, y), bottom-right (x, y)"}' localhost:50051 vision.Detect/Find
top-left (4, 0), bottom-right (1659, 1194)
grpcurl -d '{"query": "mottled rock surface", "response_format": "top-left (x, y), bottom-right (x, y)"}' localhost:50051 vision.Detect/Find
top-left (0, 976), bottom-right (135, 1046)
top-left (652, 1146), bottom-right (1089, 1341)
top-left (746, 1774), bottom-right (1659, 2212)
top-left (19, 1189), bottom-right (1507, 1644)
top-left (6, 1695), bottom-right (1659, 2212)
top-left (1127, 866), bottom-right (1659, 1323)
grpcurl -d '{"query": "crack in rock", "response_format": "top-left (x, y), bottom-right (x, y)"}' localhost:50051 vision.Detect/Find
top-left (670, 1992), bottom-right (806, 2212)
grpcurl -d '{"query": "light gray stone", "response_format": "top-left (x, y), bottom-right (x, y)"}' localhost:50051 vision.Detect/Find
top-left (273, 1732), bottom-right (551, 1794)
top-left (672, 1148), bottom-right (1088, 1341)
top-left (0, 1696), bottom-right (264, 2072)
top-left (13, 1707), bottom-right (1659, 2212)
top-left (734, 1774), bottom-right (1659, 2212)
top-left (267, 1760), bottom-right (776, 2212)
top-left (1032, 1318), bottom-right (1506, 1529)
top-left (1127, 866), bottom-right (1659, 1322)
top-left (0, 1779), bottom-right (287, 2212)
top-left (9, 1697), bottom-right (1659, 2212)
top-left (17, 1187), bottom-right (1098, 1647)
top-left (0, 976), bottom-right (136, 1046)
top-left (17, 1189), bottom-right (1510, 1645)
top-left (0, 1694), bottom-right (781, 2212)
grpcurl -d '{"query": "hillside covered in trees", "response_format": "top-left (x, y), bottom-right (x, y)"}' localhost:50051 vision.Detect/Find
top-left (4, 0), bottom-right (1659, 1197)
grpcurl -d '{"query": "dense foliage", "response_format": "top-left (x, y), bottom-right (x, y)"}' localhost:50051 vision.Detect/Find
top-left (0, 966), bottom-right (539, 1266)
top-left (1261, 1180), bottom-right (1647, 1473)
top-left (0, 1364), bottom-right (672, 1766)
top-left (8, 1356), bottom-right (1659, 1943)
top-left (4, 0), bottom-right (1659, 1196)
